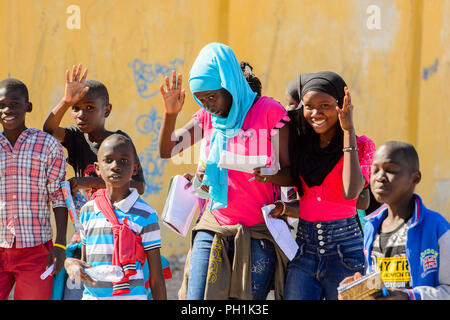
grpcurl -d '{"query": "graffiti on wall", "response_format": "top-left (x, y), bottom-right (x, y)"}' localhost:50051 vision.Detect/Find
top-left (129, 58), bottom-right (184, 99)
top-left (135, 105), bottom-right (169, 197)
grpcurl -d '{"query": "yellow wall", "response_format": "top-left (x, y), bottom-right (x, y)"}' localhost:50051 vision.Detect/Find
top-left (0, 0), bottom-right (448, 256)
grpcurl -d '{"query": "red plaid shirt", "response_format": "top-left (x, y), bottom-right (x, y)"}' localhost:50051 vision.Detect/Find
top-left (0, 129), bottom-right (67, 248)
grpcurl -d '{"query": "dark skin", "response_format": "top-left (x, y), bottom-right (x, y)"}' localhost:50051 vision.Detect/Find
top-left (269, 88), bottom-right (368, 218)
top-left (339, 143), bottom-right (421, 300)
top-left (0, 86), bottom-right (67, 275)
top-left (43, 64), bottom-right (145, 195)
top-left (158, 70), bottom-right (291, 189)
top-left (64, 138), bottom-right (167, 299)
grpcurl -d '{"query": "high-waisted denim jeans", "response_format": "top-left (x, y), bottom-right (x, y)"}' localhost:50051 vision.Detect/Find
top-left (284, 215), bottom-right (365, 300)
top-left (187, 230), bottom-right (276, 300)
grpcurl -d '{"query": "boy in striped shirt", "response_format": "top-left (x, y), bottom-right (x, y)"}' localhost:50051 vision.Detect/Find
top-left (64, 134), bottom-right (166, 300)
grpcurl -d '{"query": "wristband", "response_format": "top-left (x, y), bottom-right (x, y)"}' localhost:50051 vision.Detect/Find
top-left (342, 146), bottom-right (359, 152)
top-left (53, 243), bottom-right (66, 251)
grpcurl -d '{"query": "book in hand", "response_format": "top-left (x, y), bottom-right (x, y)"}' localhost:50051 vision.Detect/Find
top-left (161, 175), bottom-right (199, 236)
top-left (337, 271), bottom-right (384, 300)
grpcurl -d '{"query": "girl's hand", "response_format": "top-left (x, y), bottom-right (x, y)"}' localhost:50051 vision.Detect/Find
top-left (183, 173), bottom-right (194, 190)
top-left (160, 70), bottom-right (185, 115)
top-left (195, 164), bottom-right (210, 193)
top-left (336, 86), bottom-right (355, 132)
top-left (252, 167), bottom-right (273, 183)
top-left (268, 201), bottom-right (286, 218)
top-left (64, 64), bottom-right (89, 106)
top-left (64, 258), bottom-right (96, 286)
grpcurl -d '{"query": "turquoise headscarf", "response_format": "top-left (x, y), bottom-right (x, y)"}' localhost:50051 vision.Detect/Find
top-left (189, 42), bottom-right (257, 210)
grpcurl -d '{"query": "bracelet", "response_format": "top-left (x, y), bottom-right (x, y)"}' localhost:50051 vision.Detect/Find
top-left (274, 200), bottom-right (286, 216)
top-left (53, 243), bottom-right (66, 251)
top-left (343, 146), bottom-right (359, 152)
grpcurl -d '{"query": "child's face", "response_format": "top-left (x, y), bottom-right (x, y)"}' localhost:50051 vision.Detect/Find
top-left (194, 89), bottom-right (233, 118)
top-left (95, 141), bottom-right (138, 189)
top-left (71, 93), bottom-right (111, 134)
top-left (370, 145), bottom-right (420, 205)
top-left (302, 90), bottom-right (339, 136)
top-left (0, 87), bottom-right (31, 132)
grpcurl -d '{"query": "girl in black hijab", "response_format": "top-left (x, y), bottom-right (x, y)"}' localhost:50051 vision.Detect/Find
top-left (270, 71), bottom-right (376, 300)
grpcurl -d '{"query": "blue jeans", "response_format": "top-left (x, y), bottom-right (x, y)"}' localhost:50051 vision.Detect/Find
top-left (187, 230), bottom-right (276, 300)
top-left (284, 215), bottom-right (365, 300)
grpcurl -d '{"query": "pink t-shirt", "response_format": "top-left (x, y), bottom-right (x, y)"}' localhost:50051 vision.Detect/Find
top-left (193, 96), bottom-right (289, 227)
top-left (296, 135), bottom-right (376, 222)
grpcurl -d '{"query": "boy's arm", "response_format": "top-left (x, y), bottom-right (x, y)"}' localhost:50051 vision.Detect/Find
top-left (408, 230), bottom-right (450, 300)
top-left (47, 206), bottom-right (68, 275)
top-left (43, 64), bottom-right (89, 142)
top-left (146, 248), bottom-right (167, 300)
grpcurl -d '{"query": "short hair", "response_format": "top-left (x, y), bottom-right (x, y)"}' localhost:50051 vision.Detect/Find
top-left (99, 133), bottom-right (138, 163)
top-left (0, 78), bottom-right (29, 101)
top-left (84, 80), bottom-right (109, 105)
top-left (382, 141), bottom-right (420, 172)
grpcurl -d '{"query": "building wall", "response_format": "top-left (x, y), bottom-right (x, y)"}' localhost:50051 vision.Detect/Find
top-left (0, 0), bottom-right (448, 256)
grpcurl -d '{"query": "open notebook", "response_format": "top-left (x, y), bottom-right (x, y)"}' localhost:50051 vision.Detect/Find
top-left (161, 175), bottom-right (199, 236)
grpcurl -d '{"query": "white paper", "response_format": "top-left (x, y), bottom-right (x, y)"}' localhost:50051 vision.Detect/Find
top-left (218, 150), bottom-right (268, 173)
top-left (40, 264), bottom-right (54, 280)
top-left (161, 175), bottom-right (199, 236)
top-left (261, 204), bottom-right (299, 260)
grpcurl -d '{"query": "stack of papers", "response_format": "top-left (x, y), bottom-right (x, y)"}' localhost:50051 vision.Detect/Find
top-left (161, 175), bottom-right (199, 236)
top-left (261, 204), bottom-right (299, 260)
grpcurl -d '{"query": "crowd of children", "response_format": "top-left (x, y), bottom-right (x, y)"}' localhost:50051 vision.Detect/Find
top-left (0, 41), bottom-right (448, 300)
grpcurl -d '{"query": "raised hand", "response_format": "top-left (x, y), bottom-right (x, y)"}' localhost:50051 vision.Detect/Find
top-left (64, 64), bottom-right (89, 106)
top-left (160, 70), bottom-right (185, 115)
top-left (336, 86), bottom-right (355, 132)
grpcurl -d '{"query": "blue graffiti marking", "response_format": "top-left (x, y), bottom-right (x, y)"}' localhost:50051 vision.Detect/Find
top-left (422, 58), bottom-right (439, 80)
top-left (136, 106), bottom-right (168, 197)
top-left (129, 58), bottom-right (184, 99)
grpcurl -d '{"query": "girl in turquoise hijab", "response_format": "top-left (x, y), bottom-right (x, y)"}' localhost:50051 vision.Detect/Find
top-left (158, 43), bottom-right (291, 300)
top-left (188, 42), bottom-right (257, 210)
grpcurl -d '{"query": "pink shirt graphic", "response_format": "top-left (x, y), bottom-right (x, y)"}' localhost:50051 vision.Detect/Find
top-left (296, 135), bottom-right (375, 222)
top-left (193, 96), bottom-right (289, 227)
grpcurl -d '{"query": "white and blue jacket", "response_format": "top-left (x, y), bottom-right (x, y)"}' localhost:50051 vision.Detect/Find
top-left (364, 194), bottom-right (450, 300)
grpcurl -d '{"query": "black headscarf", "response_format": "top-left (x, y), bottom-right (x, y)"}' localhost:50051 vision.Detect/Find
top-left (287, 71), bottom-right (348, 195)
top-left (286, 75), bottom-right (301, 104)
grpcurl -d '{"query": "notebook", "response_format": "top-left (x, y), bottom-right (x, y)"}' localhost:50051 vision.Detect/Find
top-left (217, 150), bottom-right (268, 173)
top-left (161, 175), bottom-right (199, 236)
top-left (261, 204), bottom-right (299, 260)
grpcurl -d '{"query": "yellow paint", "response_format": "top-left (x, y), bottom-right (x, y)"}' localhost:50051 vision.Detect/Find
top-left (0, 0), bottom-right (448, 256)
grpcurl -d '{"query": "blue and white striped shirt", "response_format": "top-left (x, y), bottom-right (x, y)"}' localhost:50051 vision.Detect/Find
top-left (79, 189), bottom-right (161, 300)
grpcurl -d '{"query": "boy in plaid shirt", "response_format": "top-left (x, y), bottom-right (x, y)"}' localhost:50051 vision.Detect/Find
top-left (0, 78), bottom-right (68, 300)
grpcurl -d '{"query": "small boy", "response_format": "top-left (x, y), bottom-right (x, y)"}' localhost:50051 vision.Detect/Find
top-left (64, 134), bottom-right (166, 300)
top-left (0, 78), bottom-right (68, 300)
top-left (43, 64), bottom-right (145, 197)
top-left (339, 141), bottom-right (450, 300)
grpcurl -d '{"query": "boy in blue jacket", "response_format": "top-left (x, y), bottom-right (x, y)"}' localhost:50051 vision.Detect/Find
top-left (339, 141), bottom-right (449, 300)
